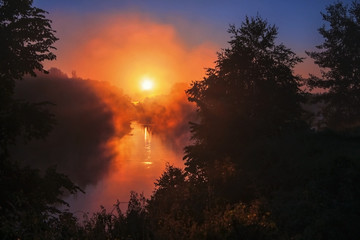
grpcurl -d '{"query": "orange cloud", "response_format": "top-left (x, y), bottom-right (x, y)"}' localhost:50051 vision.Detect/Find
top-left (49, 13), bottom-right (218, 98)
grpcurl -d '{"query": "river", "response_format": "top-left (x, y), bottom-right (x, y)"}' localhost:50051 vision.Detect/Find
top-left (67, 121), bottom-right (185, 214)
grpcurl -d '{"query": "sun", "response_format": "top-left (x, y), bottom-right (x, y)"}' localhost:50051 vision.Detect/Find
top-left (140, 77), bottom-right (154, 91)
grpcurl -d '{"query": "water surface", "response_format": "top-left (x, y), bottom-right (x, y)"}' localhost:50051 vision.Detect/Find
top-left (68, 121), bottom-right (185, 213)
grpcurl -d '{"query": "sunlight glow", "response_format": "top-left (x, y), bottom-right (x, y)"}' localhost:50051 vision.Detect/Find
top-left (141, 77), bottom-right (154, 91)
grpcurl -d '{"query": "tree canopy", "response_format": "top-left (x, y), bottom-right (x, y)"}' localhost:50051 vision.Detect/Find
top-left (0, 1), bottom-right (81, 239)
top-left (0, 0), bottom-right (58, 156)
top-left (0, 0), bottom-right (58, 89)
top-left (307, 1), bottom-right (360, 129)
top-left (184, 16), bottom-right (306, 187)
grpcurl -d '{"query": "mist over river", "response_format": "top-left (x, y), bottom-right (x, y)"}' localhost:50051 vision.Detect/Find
top-left (67, 121), bottom-right (185, 214)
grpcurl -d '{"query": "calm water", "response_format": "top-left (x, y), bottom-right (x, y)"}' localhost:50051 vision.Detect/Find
top-left (67, 121), bottom-right (185, 214)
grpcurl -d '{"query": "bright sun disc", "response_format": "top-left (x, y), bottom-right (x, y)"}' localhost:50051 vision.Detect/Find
top-left (141, 78), bottom-right (154, 91)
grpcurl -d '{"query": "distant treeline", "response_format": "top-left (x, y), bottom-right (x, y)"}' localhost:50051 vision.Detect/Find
top-left (1, 0), bottom-right (360, 239)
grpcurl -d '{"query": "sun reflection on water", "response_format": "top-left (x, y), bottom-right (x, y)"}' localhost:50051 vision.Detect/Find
top-left (67, 121), bottom-right (184, 213)
top-left (143, 125), bottom-right (152, 168)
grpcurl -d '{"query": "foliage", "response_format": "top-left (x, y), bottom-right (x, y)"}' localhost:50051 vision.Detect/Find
top-left (186, 16), bottom-right (305, 140)
top-left (147, 164), bottom-right (195, 240)
top-left (184, 16), bottom-right (307, 209)
top-left (0, 0), bottom-right (58, 155)
top-left (195, 201), bottom-right (278, 240)
top-left (71, 194), bottom-right (148, 240)
top-left (307, 1), bottom-right (360, 129)
top-left (80, 202), bottom-right (126, 240)
top-left (126, 191), bottom-right (148, 239)
top-left (0, 99), bottom-right (56, 157)
top-left (0, 162), bottom-right (82, 239)
top-left (0, 1), bottom-right (82, 239)
top-left (0, 0), bottom-right (58, 94)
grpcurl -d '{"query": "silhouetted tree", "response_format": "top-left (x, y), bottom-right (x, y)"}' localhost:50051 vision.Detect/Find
top-left (0, 1), bottom-right (81, 239)
top-left (0, 0), bottom-right (58, 155)
top-left (194, 201), bottom-right (279, 239)
top-left (147, 164), bottom-right (194, 240)
top-left (0, 0), bottom-right (57, 91)
top-left (126, 191), bottom-right (148, 240)
top-left (184, 16), bottom-right (306, 202)
top-left (0, 164), bottom-right (82, 239)
top-left (307, 1), bottom-right (360, 129)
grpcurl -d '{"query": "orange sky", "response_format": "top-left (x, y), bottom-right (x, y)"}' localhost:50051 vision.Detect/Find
top-left (47, 13), bottom-right (218, 99)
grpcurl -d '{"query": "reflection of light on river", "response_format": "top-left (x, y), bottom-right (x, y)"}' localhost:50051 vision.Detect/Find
top-left (67, 121), bottom-right (184, 213)
top-left (143, 125), bottom-right (152, 167)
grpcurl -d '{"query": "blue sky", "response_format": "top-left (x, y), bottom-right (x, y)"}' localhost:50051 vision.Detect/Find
top-left (34, 0), bottom-right (352, 48)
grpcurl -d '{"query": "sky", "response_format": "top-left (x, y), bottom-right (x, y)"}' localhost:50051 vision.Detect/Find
top-left (32, 0), bottom-right (355, 96)
top-left (22, 0), bottom-right (355, 213)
